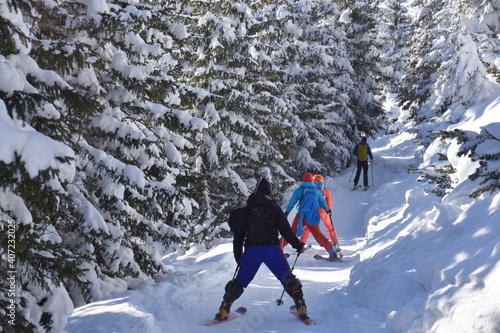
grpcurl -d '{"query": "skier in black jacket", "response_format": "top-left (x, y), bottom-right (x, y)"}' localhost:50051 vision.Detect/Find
top-left (214, 178), bottom-right (307, 321)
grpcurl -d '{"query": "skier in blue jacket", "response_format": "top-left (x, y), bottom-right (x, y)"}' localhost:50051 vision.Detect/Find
top-left (280, 173), bottom-right (340, 261)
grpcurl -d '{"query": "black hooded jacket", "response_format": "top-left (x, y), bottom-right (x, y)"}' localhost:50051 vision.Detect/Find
top-left (229, 192), bottom-right (303, 262)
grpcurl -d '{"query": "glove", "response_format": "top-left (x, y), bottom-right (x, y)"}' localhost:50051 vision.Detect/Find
top-left (297, 242), bottom-right (306, 254)
top-left (234, 248), bottom-right (243, 264)
top-left (234, 253), bottom-right (242, 265)
top-left (327, 209), bottom-right (332, 215)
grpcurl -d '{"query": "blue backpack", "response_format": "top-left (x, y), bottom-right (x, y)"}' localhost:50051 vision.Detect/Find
top-left (299, 187), bottom-right (319, 213)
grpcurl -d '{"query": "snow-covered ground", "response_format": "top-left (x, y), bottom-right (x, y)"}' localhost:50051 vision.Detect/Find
top-left (64, 96), bottom-right (500, 333)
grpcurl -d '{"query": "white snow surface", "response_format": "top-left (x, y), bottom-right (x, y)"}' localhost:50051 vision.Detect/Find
top-left (63, 96), bottom-right (500, 333)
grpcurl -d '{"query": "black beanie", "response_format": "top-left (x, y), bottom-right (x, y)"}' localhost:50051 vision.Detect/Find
top-left (255, 178), bottom-right (271, 196)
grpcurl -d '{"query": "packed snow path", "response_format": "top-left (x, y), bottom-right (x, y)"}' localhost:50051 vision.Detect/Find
top-left (65, 149), bottom-right (404, 333)
top-left (65, 122), bottom-right (500, 333)
top-left (65, 121), bottom-right (500, 332)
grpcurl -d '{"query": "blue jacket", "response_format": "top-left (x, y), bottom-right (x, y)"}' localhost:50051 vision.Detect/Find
top-left (285, 182), bottom-right (329, 233)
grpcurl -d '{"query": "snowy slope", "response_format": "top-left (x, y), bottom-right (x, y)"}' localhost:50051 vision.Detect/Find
top-left (63, 168), bottom-right (386, 333)
top-left (64, 96), bottom-right (500, 333)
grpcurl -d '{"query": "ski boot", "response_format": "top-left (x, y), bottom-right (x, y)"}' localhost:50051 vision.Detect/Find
top-left (214, 280), bottom-right (244, 321)
top-left (294, 296), bottom-right (308, 320)
top-left (285, 276), bottom-right (309, 320)
top-left (328, 249), bottom-right (341, 262)
top-left (333, 243), bottom-right (343, 259)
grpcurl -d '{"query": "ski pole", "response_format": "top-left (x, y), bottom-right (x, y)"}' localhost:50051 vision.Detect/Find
top-left (371, 159), bottom-right (374, 187)
top-left (328, 212), bottom-right (336, 237)
top-left (349, 165), bottom-right (355, 183)
top-left (232, 263), bottom-right (240, 281)
top-left (276, 252), bottom-right (300, 306)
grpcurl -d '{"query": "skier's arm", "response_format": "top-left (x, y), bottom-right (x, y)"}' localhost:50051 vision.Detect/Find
top-left (284, 188), bottom-right (301, 214)
top-left (368, 145), bottom-right (373, 160)
top-left (324, 190), bottom-right (333, 210)
top-left (317, 190), bottom-right (330, 212)
top-left (228, 208), bottom-right (247, 263)
top-left (232, 236), bottom-right (244, 264)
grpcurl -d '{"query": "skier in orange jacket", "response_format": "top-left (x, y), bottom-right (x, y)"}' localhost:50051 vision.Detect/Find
top-left (299, 174), bottom-right (342, 257)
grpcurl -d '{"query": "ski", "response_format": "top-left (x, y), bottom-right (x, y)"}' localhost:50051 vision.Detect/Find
top-left (202, 307), bottom-right (247, 326)
top-left (290, 305), bottom-right (316, 325)
top-left (284, 244), bottom-right (311, 258)
top-left (314, 254), bottom-right (351, 263)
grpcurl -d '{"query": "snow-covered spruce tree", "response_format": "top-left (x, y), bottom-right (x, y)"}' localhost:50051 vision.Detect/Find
top-left (374, 0), bottom-right (412, 124)
top-left (55, 0), bottom-right (213, 288)
top-left (266, 0), bottom-right (358, 175)
top-left (396, 0), bottom-right (500, 195)
top-left (397, 0), bottom-right (498, 123)
top-left (1, 1), bottom-right (89, 332)
top-left (414, 0), bottom-right (497, 121)
top-left (172, 0), bottom-right (301, 214)
top-left (2, 0), bottom-right (214, 330)
top-left (339, 0), bottom-right (384, 139)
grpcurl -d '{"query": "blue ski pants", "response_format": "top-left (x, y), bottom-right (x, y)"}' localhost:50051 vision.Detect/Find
top-left (236, 245), bottom-right (293, 288)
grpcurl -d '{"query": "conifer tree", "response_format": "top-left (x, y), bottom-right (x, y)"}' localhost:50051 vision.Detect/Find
top-left (1, 1), bottom-right (87, 331)
top-left (174, 0), bottom-right (301, 212)
top-left (340, 0), bottom-right (384, 138)
top-left (0, 0), bottom-right (207, 330)
top-left (394, 0), bottom-right (500, 196)
top-left (269, 0), bottom-right (361, 174)
top-left (375, 0), bottom-right (412, 102)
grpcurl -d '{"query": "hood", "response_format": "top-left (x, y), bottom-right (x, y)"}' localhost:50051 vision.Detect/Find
top-left (300, 181), bottom-right (317, 188)
top-left (247, 192), bottom-right (272, 206)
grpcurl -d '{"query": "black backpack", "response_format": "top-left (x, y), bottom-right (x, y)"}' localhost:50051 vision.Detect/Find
top-left (245, 205), bottom-right (275, 244)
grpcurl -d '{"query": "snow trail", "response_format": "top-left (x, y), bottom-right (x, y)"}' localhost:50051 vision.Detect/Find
top-left (65, 117), bottom-right (500, 333)
top-left (65, 151), bottom-right (396, 333)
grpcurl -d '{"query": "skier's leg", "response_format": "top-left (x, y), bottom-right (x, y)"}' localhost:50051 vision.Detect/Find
top-left (262, 245), bottom-right (292, 284)
top-left (353, 160), bottom-right (362, 188)
top-left (262, 246), bottom-right (308, 320)
top-left (235, 247), bottom-right (263, 288)
top-left (280, 214), bottom-right (300, 249)
top-left (306, 223), bottom-right (333, 253)
top-left (362, 161), bottom-right (369, 187)
top-left (215, 279), bottom-right (244, 320)
top-left (299, 225), bottom-right (311, 244)
top-left (216, 247), bottom-right (261, 320)
top-left (322, 212), bottom-right (339, 243)
top-left (283, 275), bottom-right (308, 319)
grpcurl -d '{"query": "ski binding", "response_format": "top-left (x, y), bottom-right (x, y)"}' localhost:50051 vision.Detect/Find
top-left (202, 307), bottom-right (247, 326)
top-left (290, 305), bottom-right (316, 325)
top-left (314, 254), bottom-right (351, 263)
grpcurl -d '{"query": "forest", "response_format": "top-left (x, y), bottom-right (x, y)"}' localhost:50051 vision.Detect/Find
top-left (0, 0), bottom-right (499, 331)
